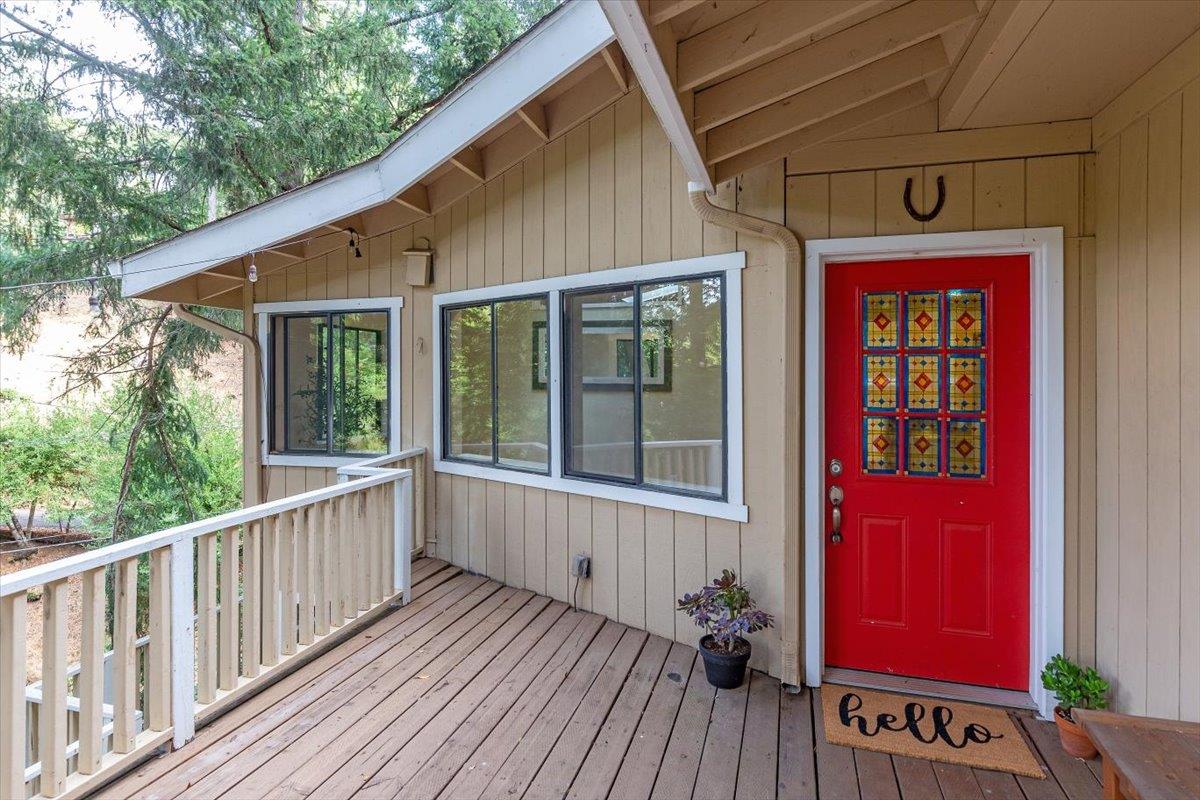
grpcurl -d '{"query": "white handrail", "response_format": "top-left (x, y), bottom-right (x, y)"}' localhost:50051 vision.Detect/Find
top-left (0, 470), bottom-right (400, 598)
top-left (3, 447), bottom-right (426, 799)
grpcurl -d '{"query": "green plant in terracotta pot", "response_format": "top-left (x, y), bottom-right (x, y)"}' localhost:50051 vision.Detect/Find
top-left (1040, 654), bottom-right (1109, 759)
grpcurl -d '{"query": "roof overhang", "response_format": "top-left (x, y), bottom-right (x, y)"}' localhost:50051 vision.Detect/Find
top-left (109, 0), bottom-right (614, 299)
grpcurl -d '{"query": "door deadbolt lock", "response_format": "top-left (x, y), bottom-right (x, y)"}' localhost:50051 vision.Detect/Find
top-left (828, 458), bottom-right (843, 477)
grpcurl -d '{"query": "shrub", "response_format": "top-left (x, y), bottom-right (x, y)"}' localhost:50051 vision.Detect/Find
top-left (1041, 654), bottom-right (1108, 720)
top-left (677, 569), bottom-right (774, 655)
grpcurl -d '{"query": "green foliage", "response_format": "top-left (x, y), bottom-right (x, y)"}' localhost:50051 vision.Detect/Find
top-left (1, 0), bottom-right (556, 546)
top-left (0, 386), bottom-right (242, 550)
top-left (0, 393), bottom-right (98, 538)
top-left (1040, 654), bottom-right (1109, 719)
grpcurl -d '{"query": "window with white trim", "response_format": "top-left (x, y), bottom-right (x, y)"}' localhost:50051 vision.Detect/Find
top-left (442, 295), bottom-right (550, 472)
top-left (433, 253), bottom-right (745, 521)
top-left (258, 298), bottom-right (403, 464)
top-left (563, 275), bottom-right (726, 498)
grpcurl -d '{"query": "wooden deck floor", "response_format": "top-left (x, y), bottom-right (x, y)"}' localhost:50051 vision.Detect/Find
top-left (93, 559), bottom-right (1102, 800)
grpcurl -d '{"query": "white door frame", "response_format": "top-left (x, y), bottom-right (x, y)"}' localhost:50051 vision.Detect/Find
top-left (802, 227), bottom-right (1064, 719)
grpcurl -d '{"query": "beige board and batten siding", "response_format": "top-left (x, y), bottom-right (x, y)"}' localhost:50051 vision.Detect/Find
top-left (784, 31), bottom-right (1199, 722)
top-left (255, 87), bottom-right (791, 676)
top-left (1091, 36), bottom-right (1198, 722)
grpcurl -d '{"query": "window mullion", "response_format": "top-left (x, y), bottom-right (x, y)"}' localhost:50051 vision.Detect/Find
top-left (491, 302), bottom-right (500, 467)
top-left (326, 313), bottom-right (336, 455)
top-left (633, 283), bottom-right (643, 487)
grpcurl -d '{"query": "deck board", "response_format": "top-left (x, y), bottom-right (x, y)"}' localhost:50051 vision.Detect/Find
top-left (93, 559), bottom-right (1104, 800)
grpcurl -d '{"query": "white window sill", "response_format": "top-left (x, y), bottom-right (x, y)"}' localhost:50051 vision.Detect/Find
top-left (434, 459), bottom-right (748, 523)
top-left (264, 453), bottom-right (386, 468)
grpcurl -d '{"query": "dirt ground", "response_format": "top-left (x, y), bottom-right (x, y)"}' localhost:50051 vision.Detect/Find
top-left (1, 541), bottom-right (87, 684)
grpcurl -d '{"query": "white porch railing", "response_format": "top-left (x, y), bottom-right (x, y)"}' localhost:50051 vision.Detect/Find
top-left (0, 447), bottom-right (425, 800)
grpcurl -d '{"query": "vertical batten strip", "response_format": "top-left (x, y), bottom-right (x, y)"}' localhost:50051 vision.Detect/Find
top-left (197, 533), bottom-right (218, 703)
top-left (147, 548), bottom-right (171, 730)
top-left (242, 519), bottom-right (262, 677)
top-left (260, 516), bottom-right (278, 667)
top-left (78, 568), bottom-right (105, 774)
top-left (112, 559), bottom-right (137, 752)
top-left (219, 526), bottom-right (239, 689)
top-left (39, 578), bottom-right (69, 796)
top-left (0, 593), bottom-right (27, 800)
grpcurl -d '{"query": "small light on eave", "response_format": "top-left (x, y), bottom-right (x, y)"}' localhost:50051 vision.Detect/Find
top-left (248, 252), bottom-right (258, 283)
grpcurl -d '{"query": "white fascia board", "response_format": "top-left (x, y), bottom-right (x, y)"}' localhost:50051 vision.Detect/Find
top-left (599, 0), bottom-right (714, 194)
top-left (111, 0), bottom-right (615, 298)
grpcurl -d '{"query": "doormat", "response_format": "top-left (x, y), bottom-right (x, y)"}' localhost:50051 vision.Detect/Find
top-left (820, 685), bottom-right (1045, 778)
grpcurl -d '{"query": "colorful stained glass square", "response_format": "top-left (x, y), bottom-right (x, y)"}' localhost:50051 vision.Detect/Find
top-left (863, 416), bottom-right (899, 474)
top-left (906, 291), bottom-right (941, 349)
top-left (948, 289), bottom-right (985, 348)
top-left (947, 419), bottom-right (985, 478)
top-left (905, 418), bottom-right (940, 476)
top-left (905, 355), bottom-right (940, 412)
top-left (948, 355), bottom-right (985, 413)
top-left (863, 292), bottom-right (899, 349)
top-left (863, 355), bottom-right (898, 410)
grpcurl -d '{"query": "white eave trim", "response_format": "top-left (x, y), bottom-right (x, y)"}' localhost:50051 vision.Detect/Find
top-left (110, 0), bottom-right (615, 298)
top-left (599, 0), bottom-right (714, 194)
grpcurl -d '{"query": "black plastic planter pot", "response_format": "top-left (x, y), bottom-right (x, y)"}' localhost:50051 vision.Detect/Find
top-left (699, 635), bottom-right (751, 689)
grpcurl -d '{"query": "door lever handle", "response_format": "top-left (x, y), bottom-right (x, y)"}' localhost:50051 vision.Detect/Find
top-left (829, 485), bottom-right (844, 544)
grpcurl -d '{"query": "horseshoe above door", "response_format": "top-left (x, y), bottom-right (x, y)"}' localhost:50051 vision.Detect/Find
top-left (904, 175), bottom-right (946, 223)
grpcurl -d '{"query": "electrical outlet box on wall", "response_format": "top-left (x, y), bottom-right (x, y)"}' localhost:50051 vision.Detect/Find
top-left (571, 553), bottom-right (590, 579)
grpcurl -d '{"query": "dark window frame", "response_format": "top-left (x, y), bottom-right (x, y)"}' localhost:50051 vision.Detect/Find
top-left (269, 309), bottom-right (392, 457)
top-left (440, 293), bottom-right (552, 476)
top-left (561, 272), bottom-right (728, 501)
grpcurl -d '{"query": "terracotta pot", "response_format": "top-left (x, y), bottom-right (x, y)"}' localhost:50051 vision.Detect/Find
top-left (1054, 706), bottom-right (1098, 759)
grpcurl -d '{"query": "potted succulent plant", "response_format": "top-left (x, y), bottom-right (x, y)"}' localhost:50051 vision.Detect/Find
top-left (677, 570), bottom-right (774, 689)
top-left (1040, 654), bottom-right (1109, 759)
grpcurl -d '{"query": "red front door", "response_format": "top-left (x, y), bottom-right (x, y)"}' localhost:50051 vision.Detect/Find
top-left (823, 255), bottom-right (1031, 691)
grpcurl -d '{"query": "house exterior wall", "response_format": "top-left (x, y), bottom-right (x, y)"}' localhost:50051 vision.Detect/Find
top-left (247, 44), bottom-right (1199, 717)
top-left (254, 87), bottom-right (791, 676)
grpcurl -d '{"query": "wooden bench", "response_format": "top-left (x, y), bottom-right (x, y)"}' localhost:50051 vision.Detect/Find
top-left (1074, 709), bottom-right (1200, 800)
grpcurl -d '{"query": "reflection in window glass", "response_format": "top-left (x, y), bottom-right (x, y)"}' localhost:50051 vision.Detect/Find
top-left (496, 298), bottom-right (549, 469)
top-left (641, 277), bottom-right (724, 495)
top-left (445, 305), bottom-right (494, 462)
top-left (277, 315), bottom-right (327, 451)
top-left (332, 311), bottom-right (389, 454)
top-left (270, 310), bottom-right (390, 456)
top-left (565, 288), bottom-right (637, 481)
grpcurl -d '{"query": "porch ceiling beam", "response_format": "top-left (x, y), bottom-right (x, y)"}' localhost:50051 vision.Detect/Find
top-left (544, 64), bottom-right (625, 139)
top-left (263, 243), bottom-right (306, 262)
top-left (600, 43), bottom-right (629, 92)
top-left (938, 0), bottom-right (1051, 130)
top-left (449, 146), bottom-right (486, 183)
top-left (675, 0), bottom-right (894, 92)
top-left (705, 39), bottom-right (948, 166)
top-left (199, 270), bottom-right (244, 282)
top-left (197, 276), bottom-right (244, 303)
top-left (390, 183), bottom-right (431, 215)
top-left (516, 101), bottom-right (549, 141)
top-left (647, 0), bottom-right (706, 26)
top-left (600, 0), bottom-right (714, 193)
top-left (693, 0), bottom-right (978, 133)
top-left (713, 83), bottom-right (930, 183)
